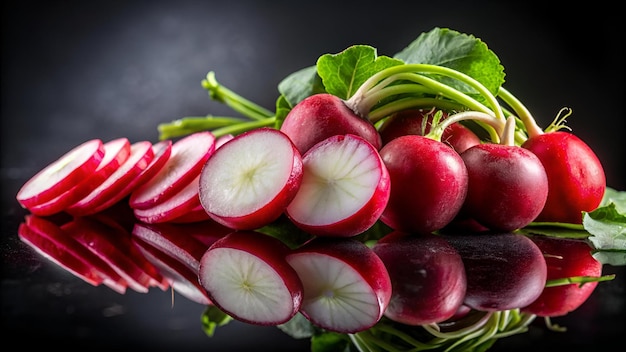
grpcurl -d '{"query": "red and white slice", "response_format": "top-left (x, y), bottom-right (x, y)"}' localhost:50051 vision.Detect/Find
top-left (285, 134), bottom-right (390, 237)
top-left (67, 141), bottom-right (155, 216)
top-left (286, 237), bottom-right (392, 333)
top-left (89, 139), bottom-right (173, 214)
top-left (129, 132), bottom-right (215, 210)
top-left (17, 139), bottom-right (104, 208)
top-left (198, 231), bottom-right (303, 325)
top-left (199, 128), bottom-right (303, 230)
top-left (29, 138), bottom-right (131, 216)
top-left (133, 175), bottom-right (201, 224)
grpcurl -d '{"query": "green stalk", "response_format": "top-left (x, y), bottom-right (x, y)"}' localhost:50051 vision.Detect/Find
top-left (202, 71), bottom-right (274, 120)
top-left (497, 87), bottom-right (543, 138)
top-left (158, 115), bottom-right (251, 140)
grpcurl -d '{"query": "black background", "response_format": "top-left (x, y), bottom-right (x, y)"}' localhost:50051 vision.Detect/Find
top-left (2, 1), bottom-right (624, 351)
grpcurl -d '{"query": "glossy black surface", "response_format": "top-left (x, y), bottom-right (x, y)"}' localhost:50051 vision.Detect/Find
top-left (2, 1), bottom-right (624, 351)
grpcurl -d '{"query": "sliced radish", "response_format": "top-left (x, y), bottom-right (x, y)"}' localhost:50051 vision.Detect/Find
top-left (132, 236), bottom-right (211, 305)
top-left (67, 141), bottom-right (155, 216)
top-left (17, 139), bottom-right (105, 208)
top-left (29, 138), bottom-right (131, 216)
top-left (286, 237), bottom-right (392, 333)
top-left (89, 139), bottom-right (173, 214)
top-left (170, 203), bottom-right (211, 223)
top-left (285, 134), bottom-right (390, 237)
top-left (18, 222), bottom-right (104, 287)
top-left (130, 132), bottom-right (215, 210)
top-left (199, 128), bottom-right (303, 230)
top-left (23, 215), bottom-right (127, 293)
top-left (198, 231), bottom-right (303, 326)
top-left (133, 175), bottom-right (201, 224)
top-left (61, 217), bottom-right (166, 293)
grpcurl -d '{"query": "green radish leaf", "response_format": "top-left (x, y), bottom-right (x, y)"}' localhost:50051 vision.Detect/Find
top-left (274, 94), bottom-right (292, 129)
top-left (311, 331), bottom-right (351, 352)
top-left (583, 199), bottom-right (626, 265)
top-left (394, 27), bottom-right (505, 98)
top-left (277, 312), bottom-right (316, 339)
top-left (317, 45), bottom-right (404, 100)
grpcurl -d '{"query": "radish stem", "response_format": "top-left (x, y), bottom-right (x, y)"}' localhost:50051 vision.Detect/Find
top-left (202, 71), bottom-right (274, 120)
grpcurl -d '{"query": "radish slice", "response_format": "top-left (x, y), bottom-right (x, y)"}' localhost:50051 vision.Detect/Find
top-left (67, 141), bottom-right (155, 216)
top-left (29, 138), bottom-right (131, 216)
top-left (133, 175), bottom-right (201, 224)
top-left (199, 128), bottom-right (303, 230)
top-left (129, 132), bottom-right (215, 210)
top-left (198, 231), bottom-right (303, 326)
top-left (285, 134), bottom-right (390, 237)
top-left (17, 139), bottom-right (105, 208)
top-left (170, 203), bottom-right (211, 223)
top-left (89, 140), bottom-right (172, 214)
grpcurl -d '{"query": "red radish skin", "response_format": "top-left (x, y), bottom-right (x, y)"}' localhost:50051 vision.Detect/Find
top-left (199, 128), bottom-right (303, 230)
top-left (286, 237), bottom-right (392, 333)
top-left (372, 231), bottom-right (467, 325)
top-left (17, 139), bottom-right (105, 208)
top-left (522, 131), bottom-right (606, 224)
top-left (460, 143), bottom-right (549, 231)
top-left (170, 203), bottom-right (211, 223)
top-left (379, 109), bottom-right (481, 153)
top-left (66, 141), bottom-right (155, 216)
top-left (523, 235), bottom-right (603, 317)
top-left (285, 134), bottom-right (390, 237)
top-left (133, 175), bottom-right (201, 224)
top-left (443, 232), bottom-right (548, 312)
top-left (378, 135), bottom-right (468, 233)
top-left (28, 138), bottom-right (131, 216)
top-left (198, 231), bottom-right (303, 326)
top-left (130, 132), bottom-right (215, 210)
top-left (279, 93), bottom-right (382, 154)
top-left (23, 215), bottom-right (128, 293)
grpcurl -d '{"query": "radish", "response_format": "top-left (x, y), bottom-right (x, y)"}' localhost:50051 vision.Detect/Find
top-left (498, 89), bottom-right (607, 224)
top-left (378, 134), bottom-right (468, 233)
top-left (285, 134), bottom-right (390, 237)
top-left (198, 231), bottom-right (303, 326)
top-left (17, 139), bottom-right (105, 209)
top-left (378, 109), bottom-right (481, 153)
top-left (61, 218), bottom-right (160, 293)
top-left (133, 175), bottom-right (201, 224)
top-left (198, 127), bottom-right (303, 230)
top-left (130, 131), bottom-right (215, 210)
top-left (170, 203), bottom-right (211, 223)
top-left (285, 237), bottom-right (392, 333)
top-left (279, 93), bottom-right (382, 154)
top-left (522, 235), bottom-right (603, 317)
top-left (28, 138), bottom-right (131, 216)
top-left (88, 139), bottom-right (173, 214)
top-left (460, 142), bottom-right (549, 231)
top-left (522, 131), bottom-right (606, 224)
top-left (66, 141), bottom-right (155, 216)
top-left (22, 215), bottom-right (128, 293)
top-left (443, 232), bottom-right (547, 311)
top-left (372, 231), bottom-right (467, 325)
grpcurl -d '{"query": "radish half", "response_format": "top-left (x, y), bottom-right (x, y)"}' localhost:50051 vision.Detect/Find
top-left (286, 237), bottom-right (392, 333)
top-left (285, 134), bottom-right (390, 237)
top-left (198, 128), bottom-right (303, 230)
top-left (198, 231), bottom-right (303, 326)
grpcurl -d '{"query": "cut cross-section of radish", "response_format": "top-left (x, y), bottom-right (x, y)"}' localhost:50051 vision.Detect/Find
top-left (67, 141), bottom-right (155, 216)
top-left (285, 134), bottom-right (390, 237)
top-left (29, 138), bottom-right (131, 216)
top-left (133, 175), bottom-right (201, 224)
top-left (286, 237), bottom-right (392, 333)
top-left (198, 231), bottom-right (303, 326)
top-left (199, 128), bottom-right (303, 230)
top-left (130, 132), bottom-right (215, 210)
top-left (17, 139), bottom-right (105, 208)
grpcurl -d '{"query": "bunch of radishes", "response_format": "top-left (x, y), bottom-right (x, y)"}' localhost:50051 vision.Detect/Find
top-left (15, 27), bottom-right (621, 349)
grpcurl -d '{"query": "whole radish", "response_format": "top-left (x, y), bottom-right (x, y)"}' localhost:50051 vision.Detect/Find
top-left (522, 235), bottom-right (603, 317)
top-left (378, 134), bottom-right (468, 233)
top-left (460, 117), bottom-right (548, 231)
top-left (498, 90), bottom-right (606, 224)
top-left (379, 108), bottom-right (481, 153)
top-left (522, 131), bottom-right (606, 224)
top-left (279, 93), bottom-right (382, 154)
